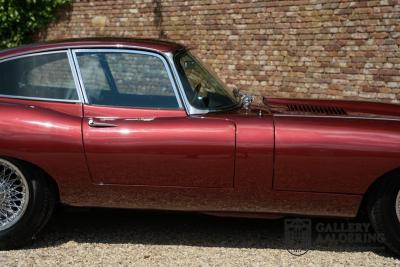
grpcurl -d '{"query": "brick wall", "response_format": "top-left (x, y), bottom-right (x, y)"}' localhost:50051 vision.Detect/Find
top-left (41, 0), bottom-right (400, 103)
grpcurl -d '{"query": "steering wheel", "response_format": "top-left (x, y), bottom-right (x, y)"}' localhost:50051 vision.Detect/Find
top-left (190, 82), bottom-right (202, 103)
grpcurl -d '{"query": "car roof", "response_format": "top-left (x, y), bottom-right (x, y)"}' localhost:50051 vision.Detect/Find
top-left (0, 38), bottom-right (186, 60)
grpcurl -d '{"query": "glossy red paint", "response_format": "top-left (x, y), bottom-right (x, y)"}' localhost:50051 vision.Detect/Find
top-left (0, 40), bottom-right (399, 220)
top-left (0, 97), bottom-right (82, 117)
top-left (83, 105), bottom-right (235, 187)
top-left (0, 98), bottom-right (91, 193)
top-left (274, 115), bottom-right (400, 194)
top-left (0, 97), bottom-right (365, 218)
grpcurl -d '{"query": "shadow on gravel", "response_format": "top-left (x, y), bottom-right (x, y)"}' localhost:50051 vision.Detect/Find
top-left (31, 207), bottom-right (395, 258)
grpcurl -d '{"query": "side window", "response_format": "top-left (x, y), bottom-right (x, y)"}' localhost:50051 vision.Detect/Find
top-left (76, 51), bottom-right (179, 109)
top-left (74, 54), bottom-right (111, 101)
top-left (0, 52), bottom-right (78, 100)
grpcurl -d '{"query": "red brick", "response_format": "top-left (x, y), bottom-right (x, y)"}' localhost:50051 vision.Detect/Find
top-left (40, 0), bottom-right (400, 103)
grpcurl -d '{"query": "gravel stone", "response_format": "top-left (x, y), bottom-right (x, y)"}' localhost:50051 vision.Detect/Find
top-left (0, 208), bottom-right (399, 266)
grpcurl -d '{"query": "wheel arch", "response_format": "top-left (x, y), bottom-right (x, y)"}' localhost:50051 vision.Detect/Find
top-left (1, 156), bottom-right (60, 203)
top-left (358, 167), bottom-right (400, 217)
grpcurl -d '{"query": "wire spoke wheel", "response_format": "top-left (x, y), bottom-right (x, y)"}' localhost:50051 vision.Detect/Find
top-left (0, 159), bottom-right (29, 231)
top-left (396, 190), bottom-right (400, 224)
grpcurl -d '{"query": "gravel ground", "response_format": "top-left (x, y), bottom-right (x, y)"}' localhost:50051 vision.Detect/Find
top-left (1, 208), bottom-right (399, 266)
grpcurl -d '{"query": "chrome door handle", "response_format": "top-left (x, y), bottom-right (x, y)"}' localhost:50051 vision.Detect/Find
top-left (88, 118), bottom-right (117, 128)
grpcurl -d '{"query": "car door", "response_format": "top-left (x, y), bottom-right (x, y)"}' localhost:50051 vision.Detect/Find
top-left (73, 49), bottom-right (235, 188)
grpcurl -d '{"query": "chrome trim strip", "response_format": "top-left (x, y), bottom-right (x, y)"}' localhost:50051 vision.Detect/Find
top-left (126, 117), bottom-right (155, 121)
top-left (71, 48), bottom-right (183, 108)
top-left (0, 94), bottom-right (80, 103)
top-left (71, 51), bottom-right (89, 103)
top-left (0, 50), bottom-right (82, 103)
top-left (0, 44), bottom-right (166, 62)
top-left (67, 49), bottom-right (85, 103)
top-left (164, 52), bottom-right (191, 114)
top-left (0, 50), bottom-right (69, 64)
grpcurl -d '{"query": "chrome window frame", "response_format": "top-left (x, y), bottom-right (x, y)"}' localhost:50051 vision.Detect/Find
top-left (163, 51), bottom-right (206, 115)
top-left (0, 50), bottom-right (82, 103)
top-left (165, 50), bottom-right (238, 115)
top-left (71, 48), bottom-right (184, 109)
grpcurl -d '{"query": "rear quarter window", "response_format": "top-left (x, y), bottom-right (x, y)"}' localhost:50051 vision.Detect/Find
top-left (0, 52), bottom-right (78, 101)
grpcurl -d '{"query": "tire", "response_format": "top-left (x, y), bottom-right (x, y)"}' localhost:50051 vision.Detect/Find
top-left (368, 173), bottom-right (400, 255)
top-left (0, 158), bottom-right (56, 250)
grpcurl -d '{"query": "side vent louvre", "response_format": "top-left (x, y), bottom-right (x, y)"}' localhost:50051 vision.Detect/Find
top-left (287, 104), bottom-right (347, 115)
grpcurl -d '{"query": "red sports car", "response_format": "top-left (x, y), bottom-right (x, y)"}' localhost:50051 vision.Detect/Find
top-left (0, 38), bottom-right (399, 253)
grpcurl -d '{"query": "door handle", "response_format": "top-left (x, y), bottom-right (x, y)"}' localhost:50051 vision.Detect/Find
top-left (88, 118), bottom-right (117, 128)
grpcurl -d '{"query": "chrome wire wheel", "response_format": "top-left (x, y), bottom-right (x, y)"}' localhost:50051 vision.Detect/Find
top-left (396, 190), bottom-right (400, 224)
top-left (0, 159), bottom-right (29, 231)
